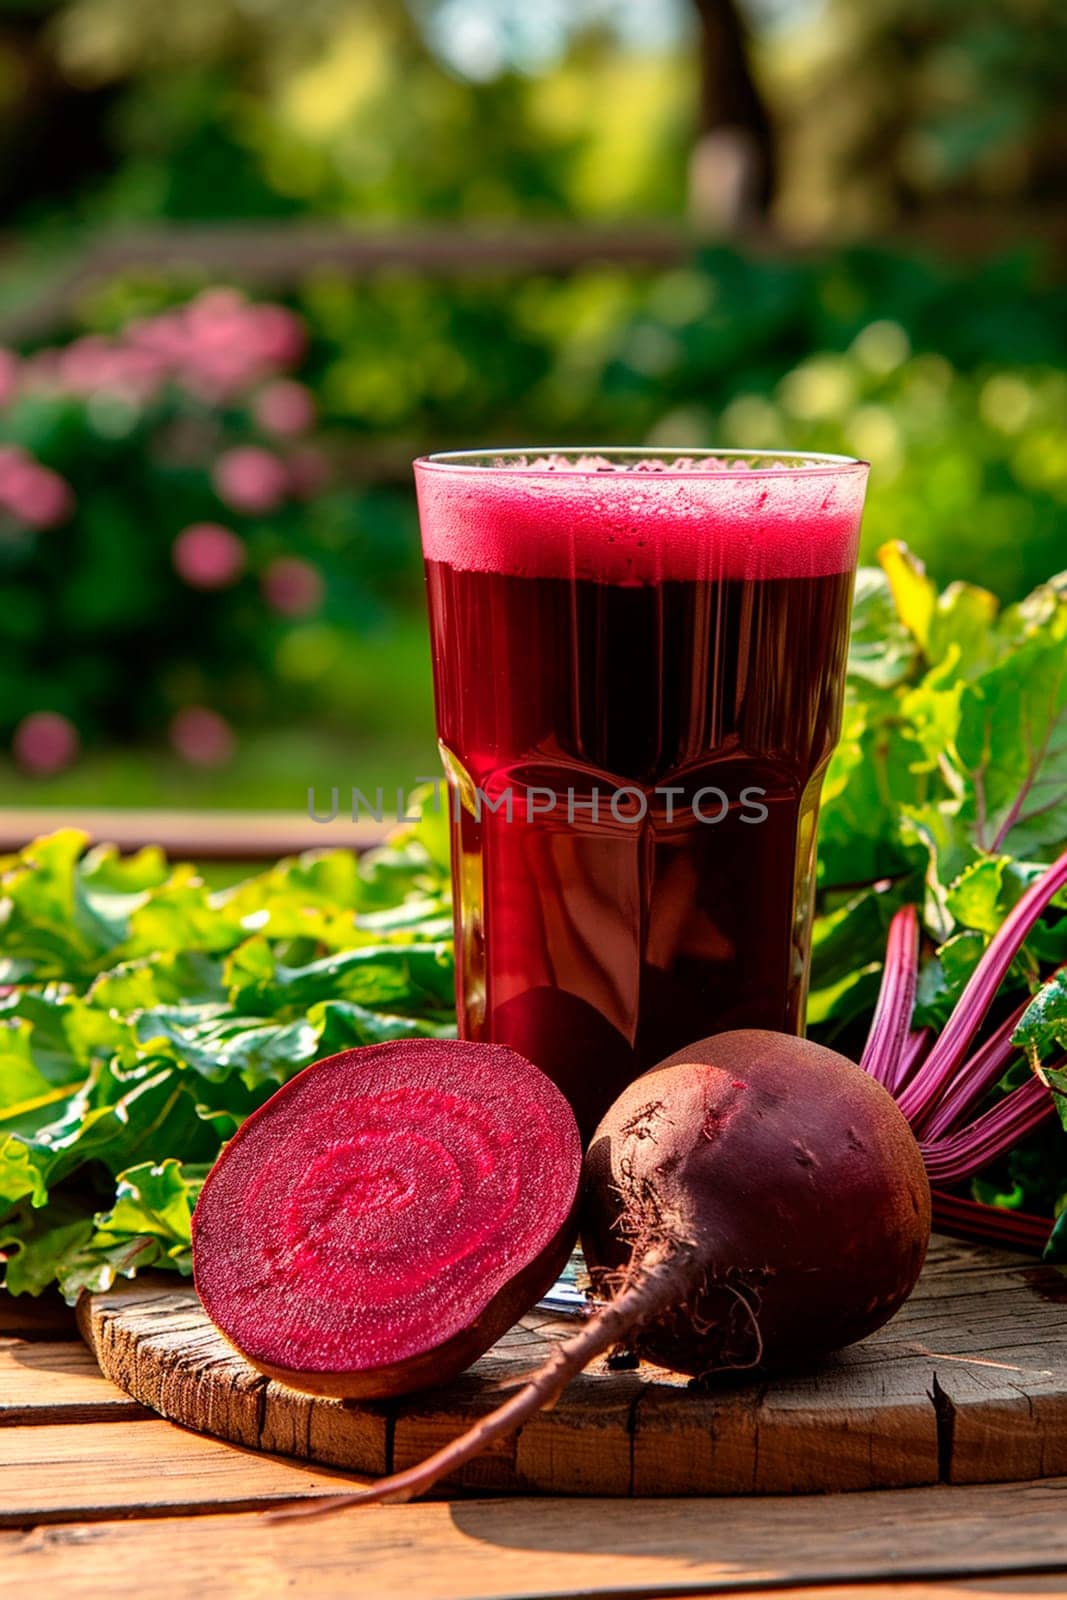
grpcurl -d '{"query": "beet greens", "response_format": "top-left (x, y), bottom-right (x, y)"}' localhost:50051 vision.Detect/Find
top-left (859, 848), bottom-right (1067, 1250)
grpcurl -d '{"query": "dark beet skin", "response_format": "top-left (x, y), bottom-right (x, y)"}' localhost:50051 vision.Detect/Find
top-left (581, 1030), bottom-right (931, 1375)
top-left (192, 1040), bottom-right (582, 1399)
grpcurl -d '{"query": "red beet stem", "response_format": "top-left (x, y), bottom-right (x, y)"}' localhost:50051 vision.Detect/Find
top-left (930, 1188), bottom-right (1053, 1249)
top-left (920, 1072), bottom-right (1056, 1184)
top-left (919, 997), bottom-right (1031, 1142)
top-left (898, 848), bottom-right (1067, 1130)
top-left (266, 1242), bottom-right (702, 1518)
top-left (860, 905), bottom-right (919, 1091)
top-left (898, 1027), bottom-right (933, 1092)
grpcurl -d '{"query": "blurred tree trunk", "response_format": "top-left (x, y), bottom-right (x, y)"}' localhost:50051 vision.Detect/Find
top-left (0, 14), bottom-right (118, 217)
top-left (688, 0), bottom-right (776, 230)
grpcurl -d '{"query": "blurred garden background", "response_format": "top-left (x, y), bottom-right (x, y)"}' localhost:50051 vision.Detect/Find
top-left (1, 0), bottom-right (1065, 813)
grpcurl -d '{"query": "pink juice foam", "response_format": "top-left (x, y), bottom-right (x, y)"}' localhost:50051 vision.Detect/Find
top-left (415, 453), bottom-right (868, 585)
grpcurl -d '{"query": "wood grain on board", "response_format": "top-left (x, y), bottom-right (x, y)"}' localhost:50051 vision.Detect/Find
top-left (77, 1236), bottom-right (1067, 1498)
top-left (2, 1479), bottom-right (1067, 1596)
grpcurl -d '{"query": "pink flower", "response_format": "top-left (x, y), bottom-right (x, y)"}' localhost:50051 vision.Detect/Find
top-left (253, 380), bottom-right (316, 438)
top-left (8, 332), bottom-right (162, 404)
top-left (170, 293), bottom-right (306, 398)
top-left (108, 344), bottom-right (168, 400)
top-left (13, 711), bottom-right (80, 775)
top-left (287, 446), bottom-right (330, 500)
top-left (56, 335), bottom-right (107, 390)
top-left (187, 287), bottom-right (248, 330)
top-left (0, 445), bottom-right (26, 478)
top-left (261, 557), bottom-right (324, 617)
top-left (172, 523), bottom-right (246, 589)
top-left (170, 707), bottom-right (235, 767)
top-left (127, 309), bottom-right (188, 358)
top-left (184, 348), bottom-right (258, 402)
top-left (13, 290), bottom-right (308, 411)
top-left (246, 304), bottom-right (306, 369)
top-left (213, 447), bottom-right (289, 515)
top-left (0, 449), bottom-right (75, 529)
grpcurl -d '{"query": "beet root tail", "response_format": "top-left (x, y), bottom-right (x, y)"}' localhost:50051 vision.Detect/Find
top-left (264, 1242), bottom-right (701, 1519)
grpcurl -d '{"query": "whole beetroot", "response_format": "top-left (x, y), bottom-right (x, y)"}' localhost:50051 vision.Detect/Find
top-left (278, 1029), bottom-right (930, 1513)
top-left (581, 1030), bottom-right (931, 1374)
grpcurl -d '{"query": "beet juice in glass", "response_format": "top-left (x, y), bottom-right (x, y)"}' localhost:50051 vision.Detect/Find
top-left (415, 450), bottom-right (868, 1136)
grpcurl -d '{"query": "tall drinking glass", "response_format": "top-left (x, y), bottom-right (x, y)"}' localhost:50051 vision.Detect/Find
top-left (415, 450), bottom-right (868, 1137)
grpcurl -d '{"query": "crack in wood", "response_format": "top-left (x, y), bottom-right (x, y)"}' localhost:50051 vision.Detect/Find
top-left (931, 1372), bottom-right (957, 1482)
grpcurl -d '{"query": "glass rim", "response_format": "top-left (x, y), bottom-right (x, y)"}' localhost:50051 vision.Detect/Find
top-left (414, 447), bottom-right (870, 480)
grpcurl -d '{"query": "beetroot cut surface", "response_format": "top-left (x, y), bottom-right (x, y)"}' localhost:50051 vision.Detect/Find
top-left (192, 1039), bottom-right (582, 1398)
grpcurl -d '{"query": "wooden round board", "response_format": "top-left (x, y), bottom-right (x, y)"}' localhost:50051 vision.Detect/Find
top-left (77, 1235), bottom-right (1067, 1498)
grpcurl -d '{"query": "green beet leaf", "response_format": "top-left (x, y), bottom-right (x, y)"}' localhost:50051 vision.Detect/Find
top-left (0, 811), bottom-right (454, 1299)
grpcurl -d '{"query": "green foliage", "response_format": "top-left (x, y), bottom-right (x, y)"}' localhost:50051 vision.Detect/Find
top-left (0, 2), bottom-right (690, 227)
top-left (809, 544), bottom-right (1067, 1235)
top-left (4, 0), bottom-right (1063, 232)
top-left (811, 0), bottom-right (1067, 217)
top-left (1013, 972), bottom-right (1067, 1109)
top-left (0, 808), bottom-right (453, 1299)
top-left (601, 248), bottom-right (1067, 598)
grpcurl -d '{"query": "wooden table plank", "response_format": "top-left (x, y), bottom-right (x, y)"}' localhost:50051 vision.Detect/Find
top-left (754, 1585), bottom-right (1067, 1599)
top-left (3, 1565), bottom-right (1059, 1600)
top-left (630, 1240), bottom-right (1067, 1496)
top-left (0, 808), bottom-right (388, 860)
top-left (0, 1340), bottom-right (150, 1426)
top-left (1, 1481), bottom-right (1066, 1597)
top-left (0, 1420), bottom-right (368, 1525)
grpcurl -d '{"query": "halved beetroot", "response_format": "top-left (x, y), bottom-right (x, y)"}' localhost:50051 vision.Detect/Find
top-left (192, 1040), bottom-right (582, 1398)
